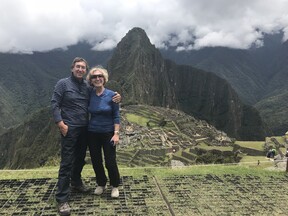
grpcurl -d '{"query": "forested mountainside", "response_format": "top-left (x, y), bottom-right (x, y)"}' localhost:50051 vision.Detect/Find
top-left (160, 33), bottom-right (288, 135)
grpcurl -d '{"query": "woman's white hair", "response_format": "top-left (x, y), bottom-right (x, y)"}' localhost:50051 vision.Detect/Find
top-left (86, 66), bottom-right (109, 85)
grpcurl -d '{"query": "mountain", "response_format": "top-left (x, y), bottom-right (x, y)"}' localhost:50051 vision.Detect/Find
top-left (161, 47), bottom-right (265, 104)
top-left (107, 27), bottom-right (268, 140)
top-left (0, 27), bottom-right (272, 139)
top-left (255, 40), bottom-right (288, 135)
top-left (255, 90), bottom-right (288, 135)
top-left (160, 33), bottom-right (288, 135)
top-left (0, 44), bottom-right (113, 134)
top-left (0, 107), bottom-right (60, 169)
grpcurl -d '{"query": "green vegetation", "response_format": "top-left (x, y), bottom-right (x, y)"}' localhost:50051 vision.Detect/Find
top-left (235, 141), bottom-right (264, 150)
top-left (0, 163), bottom-right (286, 180)
top-left (125, 111), bottom-right (170, 128)
top-left (239, 156), bottom-right (274, 169)
top-left (255, 90), bottom-right (288, 135)
top-left (267, 136), bottom-right (286, 143)
top-left (198, 143), bottom-right (233, 151)
top-left (125, 113), bottom-right (149, 127)
top-left (152, 164), bottom-right (286, 177)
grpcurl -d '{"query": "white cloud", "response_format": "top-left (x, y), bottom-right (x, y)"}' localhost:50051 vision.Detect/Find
top-left (92, 38), bottom-right (118, 51)
top-left (0, 0), bottom-right (288, 53)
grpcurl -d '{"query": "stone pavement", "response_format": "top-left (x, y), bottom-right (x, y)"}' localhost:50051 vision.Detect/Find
top-left (1, 174), bottom-right (288, 215)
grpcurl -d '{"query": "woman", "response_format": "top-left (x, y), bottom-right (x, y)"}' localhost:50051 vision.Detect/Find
top-left (86, 66), bottom-right (120, 198)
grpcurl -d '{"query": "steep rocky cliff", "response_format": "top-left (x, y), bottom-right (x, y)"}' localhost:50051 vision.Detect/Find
top-left (107, 27), bottom-right (268, 140)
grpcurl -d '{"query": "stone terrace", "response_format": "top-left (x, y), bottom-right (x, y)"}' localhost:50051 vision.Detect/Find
top-left (111, 105), bottom-right (233, 167)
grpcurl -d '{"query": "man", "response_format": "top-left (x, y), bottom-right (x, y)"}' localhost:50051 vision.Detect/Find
top-left (51, 57), bottom-right (120, 215)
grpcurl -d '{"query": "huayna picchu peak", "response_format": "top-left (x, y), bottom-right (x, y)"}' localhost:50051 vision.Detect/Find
top-left (107, 27), bottom-right (269, 140)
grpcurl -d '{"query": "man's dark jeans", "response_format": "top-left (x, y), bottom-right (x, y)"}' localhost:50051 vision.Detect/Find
top-left (56, 126), bottom-right (88, 203)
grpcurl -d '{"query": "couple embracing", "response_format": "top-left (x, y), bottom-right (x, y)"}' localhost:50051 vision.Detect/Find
top-left (51, 57), bottom-right (121, 215)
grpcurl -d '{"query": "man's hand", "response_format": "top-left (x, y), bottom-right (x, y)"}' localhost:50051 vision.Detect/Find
top-left (112, 92), bottom-right (121, 103)
top-left (57, 121), bottom-right (68, 137)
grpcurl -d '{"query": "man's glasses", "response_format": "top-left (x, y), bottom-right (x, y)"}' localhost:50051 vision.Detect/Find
top-left (90, 74), bottom-right (104, 79)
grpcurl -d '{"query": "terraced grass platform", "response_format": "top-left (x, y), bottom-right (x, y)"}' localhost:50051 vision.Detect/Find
top-left (1, 172), bottom-right (288, 215)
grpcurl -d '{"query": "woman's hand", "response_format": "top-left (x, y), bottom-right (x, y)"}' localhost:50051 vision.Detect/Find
top-left (111, 133), bottom-right (119, 146)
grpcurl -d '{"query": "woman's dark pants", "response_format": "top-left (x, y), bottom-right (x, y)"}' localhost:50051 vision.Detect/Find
top-left (88, 131), bottom-right (120, 187)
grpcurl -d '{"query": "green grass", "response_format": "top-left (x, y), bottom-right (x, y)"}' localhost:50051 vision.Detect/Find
top-left (239, 155), bottom-right (273, 168)
top-left (198, 143), bottom-right (233, 151)
top-left (125, 113), bottom-right (162, 127)
top-left (1, 163), bottom-right (286, 180)
top-left (125, 113), bottom-right (150, 126)
top-left (151, 165), bottom-right (286, 177)
top-left (234, 141), bottom-right (265, 150)
top-left (240, 155), bottom-right (266, 163)
top-left (269, 136), bottom-right (285, 143)
top-left (0, 165), bottom-right (149, 180)
top-left (125, 112), bottom-right (173, 128)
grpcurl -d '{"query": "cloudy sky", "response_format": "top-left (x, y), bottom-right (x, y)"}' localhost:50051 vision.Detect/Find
top-left (1, 0), bottom-right (288, 53)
